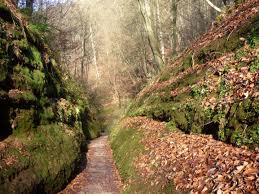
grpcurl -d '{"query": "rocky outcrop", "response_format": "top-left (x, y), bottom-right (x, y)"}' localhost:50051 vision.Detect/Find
top-left (0, 1), bottom-right (100, 193)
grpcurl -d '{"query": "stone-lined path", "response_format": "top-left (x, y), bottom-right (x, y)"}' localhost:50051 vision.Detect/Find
top-left (59, 135), bottom-right (122, 194)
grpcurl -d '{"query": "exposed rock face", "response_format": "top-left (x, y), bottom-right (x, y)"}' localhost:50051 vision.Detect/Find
top-left (0, 1), bottom-right (100, 193)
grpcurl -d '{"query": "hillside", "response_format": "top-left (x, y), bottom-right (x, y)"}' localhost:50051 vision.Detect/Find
top-left (110, 0), bottom-right (259, 193)
top-left (0, 1), bottom-right (100, 193)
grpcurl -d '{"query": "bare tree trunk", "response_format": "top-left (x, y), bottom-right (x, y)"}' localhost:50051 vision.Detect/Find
top-left (170, 0), bottom-right (178, 57)
top-left (114, 75), bottom-right (122, 107)
top-left (138, 0), bottom-right (164, 69)
top-left (140, 27), bottom-right (149, 77)
top-left (74, 62), bottom-right (77, 78)
top-left (155, 0), bottom-right (165, 63)
top-left (89, 22), bottom-right (100, 83)
top-left (80, 32), bottom-right (86, 81)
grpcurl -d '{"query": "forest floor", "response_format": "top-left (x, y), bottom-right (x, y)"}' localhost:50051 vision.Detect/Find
top-left (59, 135), bottom-right (122, 194)
top-left (120, 117), bottom-right (259, 193)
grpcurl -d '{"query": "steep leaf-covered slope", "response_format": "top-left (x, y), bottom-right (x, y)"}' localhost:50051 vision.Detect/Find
top-left (0, 1), bottom-right (100, 193)
top-left (129, 0), bottom-right (259, 148)
top-left (111, 1), bottom-right (259, 193)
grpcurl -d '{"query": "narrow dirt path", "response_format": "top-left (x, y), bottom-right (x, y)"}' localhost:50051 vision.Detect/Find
top-left (59, 135), bottom-right (122, 194)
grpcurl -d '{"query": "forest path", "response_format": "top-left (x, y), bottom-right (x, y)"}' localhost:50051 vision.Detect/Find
top-left (59, 135), bottom-right (122, 194)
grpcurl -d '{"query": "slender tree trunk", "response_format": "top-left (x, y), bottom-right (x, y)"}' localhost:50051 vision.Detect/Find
top-left (89, 23), bottom-right (100, 83)
top-left (170, 0), bottom-right (178, 57)
top-left (114, 76), bottom-right (121, 107)
top-left (74, 62), bottom-right (77, 78)
top-left (80, 32), bottom-right (86, 81)
top-left (138, 0), bottom-right (164, 69)
top-left (140, 27), bottom-right (149, 77)
top-left (156, 0), bottom-right (165, 63)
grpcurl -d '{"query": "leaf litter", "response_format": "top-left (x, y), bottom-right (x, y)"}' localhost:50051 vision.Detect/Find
top-left (122, 117), bottom-right (259, 193)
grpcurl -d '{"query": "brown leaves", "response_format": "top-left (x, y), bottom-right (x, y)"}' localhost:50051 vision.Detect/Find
top-left (3, 156), bottom-right (17, 166)
top-left (8, 89), bottom-right (23, 99)
top-left (225, 67), bottom-right (258, 100)
top-left (126, 117), bottom-right (259, 193)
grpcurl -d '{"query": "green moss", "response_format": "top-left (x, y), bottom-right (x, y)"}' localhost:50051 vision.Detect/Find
top-left (21, 91), bottom-right (36, 101)
top-left (176, 68), bottom-right (207, 90)
top-left (228, 117), bottom-right (240, 129)
top-left (12, 28), bottom-right (23, 39)
top-left (171, 110), bottom-right (188, 131)
top-left (159, 63), bottom-right (189, 83)
top-left (234, 48), bottom-right (248, 60)
top-left (86, 120), bottom-right (100, 139)
top-left (60, 77), bottom-right (88, 103)
top-left (13, 109), bottom-right (35, 135)
top-left (236, 100), bottom-right (255, 122)
top-left (230, 129), bottom-right (245, 147)
top-left (10, 90), bottom-right (37, 103)
top-left (252, 101), bottom-right (259, 115)
top-left (182, 54), bottom-right (193, 69)
top-left (245, 125), bottom-right (259, 147)
top-left (40, 106), bottom-right (55, 124)
top-left (0, 147), bottom-right (30, 183)
top-left (191, 85), bottom-right (207, 99)
top-left (12, 66), bottom-right (45, 93)
top-left (218, 79), bottom-right (228, 97)
top-left (218, 128), bottom-right (231, 141)
top-left (246, 17), bottom-right (259, 48)
top-left (111, 126), bottom-right (144, 191)
top-left (215, 14), bottom-right (224, 24)
top-left (30, 47), bottom-right (43, 69)
top-left (197, 34), bottom-right (242, 64)
top-left (159, 71), bottom-right (171, 82)
top-left (27, 23), bottom-right (46, 43)
top-left (11, 41), bottom-right (43, 69)
top-left (56, 99), bottom-right (77, 126)
top-left (15, 39), bottom-right (30, 50)
top-left (166, 121), bottom-right (177, 132)
top-left (12, 66), bottom-right (31, 88)
top-left (190, 108), bottom-right (208, 133)
top-left (249, 56), bottom-right (259, 73)
top-left (24, 123), bottom-right (85, 193)
top-left (28, 23), bottom-right (49, 34)
top-left (32, 70), bottom-right (45, 91)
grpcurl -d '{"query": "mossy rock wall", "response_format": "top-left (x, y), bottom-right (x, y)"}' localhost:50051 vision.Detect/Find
top-left (0, 1), bottom-right (100, 193)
